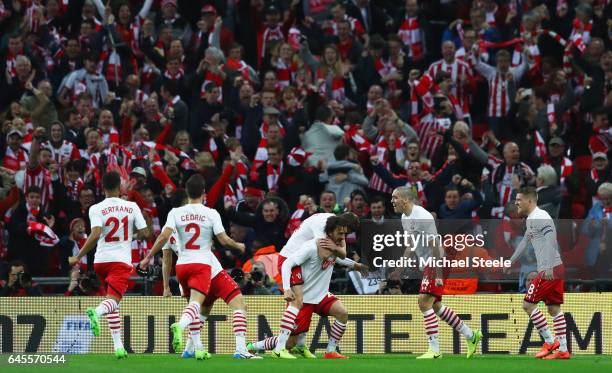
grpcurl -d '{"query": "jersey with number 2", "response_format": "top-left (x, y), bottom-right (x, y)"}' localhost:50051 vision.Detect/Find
top-left (163, 204), bottom-right (225, 265)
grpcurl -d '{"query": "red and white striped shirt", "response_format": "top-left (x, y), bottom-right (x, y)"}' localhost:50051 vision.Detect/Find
top-left (24, 165), bottom-right (54, 209)
top-left (101, 127), bottom-right (120, 146)
top-left (492, 162), bottom-right (533, 207)
top-left (543, 156), bottom-right (573, 186)
top-left (427, 58), bottom-right (472, 108)
top-left (416, 113), bottom-right (452, 160)
top-left (398, 17), bottom-right (425, 60)
top-left (368, 136), bottom-right (405, 194)
top-left (41, 140), bottom-right (81, 164)
top-left (474, 59), bottom-right (527, 117)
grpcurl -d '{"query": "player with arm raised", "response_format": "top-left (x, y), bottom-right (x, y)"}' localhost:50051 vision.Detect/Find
top-left (249, 212), bottom-right (365, 358)
top-left (140, 174), bottom-right (245, 359)
top-left (250, 216), bottom-right (353, 359)
top-left (390, 186), bottom-right (481, 359)
top-left (68, 171), bottom-right (150, 359)
top-left (506, 187), bottom-right (569, 359)
top-left (147, 188), bottom-right (261, 359)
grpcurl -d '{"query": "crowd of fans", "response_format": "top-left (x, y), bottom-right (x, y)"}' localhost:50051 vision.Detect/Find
top-left (0, 0), bottom-right (610, 296)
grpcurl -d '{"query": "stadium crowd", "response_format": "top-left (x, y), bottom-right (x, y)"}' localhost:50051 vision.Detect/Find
top-left (0, 0), bottom-right (610, 297)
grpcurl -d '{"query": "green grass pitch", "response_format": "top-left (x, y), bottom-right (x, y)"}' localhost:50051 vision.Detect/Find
top-left (3, 354), bottom-right (612, 373)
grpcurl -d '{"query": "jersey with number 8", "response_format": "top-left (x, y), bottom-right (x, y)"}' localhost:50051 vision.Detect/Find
top-left (163, 204), bottom-right (225, 265)
top-left (90, 197), bottom-right (147, 264)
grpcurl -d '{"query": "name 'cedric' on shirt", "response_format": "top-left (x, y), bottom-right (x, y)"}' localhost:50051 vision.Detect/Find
top-left (180, 214), bottom-right (208, 222)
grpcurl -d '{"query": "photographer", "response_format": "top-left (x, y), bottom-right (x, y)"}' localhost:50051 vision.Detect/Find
top-left (64, 268), bottom-right (101, 296)
top-left (239, 262), bottom-right (278, 295)
top-left (378, 279), bottom-right (404, 295)
top-left (0, 260), bottom-right (42, 297)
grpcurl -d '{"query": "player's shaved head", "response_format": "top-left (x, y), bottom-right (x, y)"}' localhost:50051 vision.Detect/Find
top-left (102, 171), bottom-right (121, 192)
top-left (393, 186), bottom-right (413, 201)
top-left (186, 174), bottom-right (206, 199)
top-left (517, 186), bottom-right (538, 202)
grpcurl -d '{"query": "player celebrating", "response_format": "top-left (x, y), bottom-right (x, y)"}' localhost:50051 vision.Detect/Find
top-left (258, 212), bottom-right (362, 358)
top-left (147, 189), bottom-right (261, 359)
top-left (141, 174), bottom-right (246, 360)
top-left (68, 171), bottom-right (150, 359)
top-left (250, 216), bottom-right (353, 359)
top-left (390, 186), bottom-right (482, 359)
top-left (506, 187), bottom-right (569, 359)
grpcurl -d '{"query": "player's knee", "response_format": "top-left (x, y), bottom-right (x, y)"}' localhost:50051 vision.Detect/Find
top-left (336, 306), bottom-right (349, 323)
top-left (292, 299), bottom-right (303, 310)
top-left (417, 295), bottom-right (432, 312)
top-left (234, 296), bottom-right (247, 311)
top-left (547, 305), bottom-right (560, 316)
top-left (522, 301), bottom-right (535, 313)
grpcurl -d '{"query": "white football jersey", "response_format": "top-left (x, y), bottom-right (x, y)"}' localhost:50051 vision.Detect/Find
top-left (163, 203), bottom-right (225, 265)
top-left (280, 213), bottom-right (334, 257)
top-left (283, 238), bottom-right (336, 304)
top-left (525, 207), bottom-right (562, 271)
top-left (90, 197), bottom-right (147, 265)
top-left (401, 205), bottom-right (441, 262)
top-left (163, 233), bottom-right (223, 277)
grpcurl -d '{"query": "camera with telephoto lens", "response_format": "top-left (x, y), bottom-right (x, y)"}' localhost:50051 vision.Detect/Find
top-left (135, 263), bottom-right (161, 279)
top-left (18, 272), bottom-right (32, 287)
top-left (230, 268), bottom-right (244, 283)
top-left (250, 270), bottom-right (263, 282)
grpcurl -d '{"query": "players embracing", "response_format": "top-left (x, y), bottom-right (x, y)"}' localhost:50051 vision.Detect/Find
top-left (250, 214), bottom-right (364, 359)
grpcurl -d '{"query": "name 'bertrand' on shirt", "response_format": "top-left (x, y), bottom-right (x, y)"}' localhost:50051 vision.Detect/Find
top-left (101, 206), bottom-right (133, 215)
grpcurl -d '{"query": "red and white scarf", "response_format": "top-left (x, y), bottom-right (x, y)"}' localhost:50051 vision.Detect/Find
top-left (143, 203), bottom-right (161, 236)
top-left (398, 17), bottom-right (424, 60)
top-left (164, 67), bottom-right (185, 80)
top-left (534, 130), bottom-right (547, 159)
top-left (27, 221), bottom-right (59, 247)
top-left (201, 67), bottom-right (224, 100)
top-left (5, 49), bottom-right (24, 79)
top-left (287, 147), bottom-right (311, 166)
top-left (66, 177), bottom-right (84, 201)
top-left (410, 74), bottom-right (434, 125)
top-left (266, 161), bottom-right (283, 192)
top-left (285, 203), bottom-right (305, 238)
top-left (316, 66), bottom-right (345, 101)
top-left (344, 124), bottom-right (372, 152)
top-left (226, 58), bottom-right (251, 80)
top-left (261, 24), bottom-right (284, 59)
top-left (405, 179), bottom-right (426, 207)
top-left (590, 168), bottom-right (602, 183)
top-left (274, 58), bottom-right (298, 88)
top-left (570, 18), bottom-right (592, 53)
top-left (251, 138), bottom-right (268, 181)
top-left (369, 136), bottom-right (403, 193)
top-left (3, 147), bottom-right (28, 171)
top-left (224, 161), bottom-right (249, 205)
